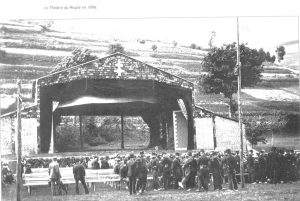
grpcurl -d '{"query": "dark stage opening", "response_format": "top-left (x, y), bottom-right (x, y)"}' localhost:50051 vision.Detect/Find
top-left (55, 116), bottom-right (150, 152)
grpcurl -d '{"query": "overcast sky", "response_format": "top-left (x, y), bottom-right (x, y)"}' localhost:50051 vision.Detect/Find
top-left (52, 17), bottom-right (298, 54)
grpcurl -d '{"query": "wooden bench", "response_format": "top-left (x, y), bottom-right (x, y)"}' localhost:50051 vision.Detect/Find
top-left (23, 168), bottom-right (154, 195)
top-left (23, 168), bottom-right (120, 194)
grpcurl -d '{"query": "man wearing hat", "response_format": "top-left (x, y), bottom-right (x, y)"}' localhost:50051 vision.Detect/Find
top-left (127, 153), bottom-right (137, 195)
top-left (246, 150), bottom-right (255, 184)
top-left (182, 152), bottom-right (197, 191)
top-left (196, 150), bottom-right (210, 191)
top-left (135, 158), bottom-right (148, 194)
top-left (257, 150), bottom-right (267, 183)
top-left (149, 153), bottom-right (160, 191)
top-left (209, 151), bottom-right (223, 190)
top-left (73, 160), bottom-right (89, 195)
top-left (172, 153), bottom-right (183, 189)
top-left (48, 158), bottom-right (62, 195)
top-left (222, 149), bottom-right (238, 190)
top-left (161, 154), bottom-right (172, 190)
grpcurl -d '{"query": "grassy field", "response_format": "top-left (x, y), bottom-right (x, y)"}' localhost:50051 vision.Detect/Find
top-left (2, 181), bottom-right (300, 201)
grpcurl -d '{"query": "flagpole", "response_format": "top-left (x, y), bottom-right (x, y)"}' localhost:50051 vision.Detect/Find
top-left (16, 80), bottom-right (22, 201)
top-left (237, 17), bottom-right (245, 188)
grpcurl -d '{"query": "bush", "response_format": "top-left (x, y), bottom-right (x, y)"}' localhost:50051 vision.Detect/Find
top-left (56, 125), bottom-right (80, 152)
top-left (86, 136), bottom-right (106, 146)
top-left (172, 41), bottom-right (177, 47)
top-left (190, 43), bottom-right (197, 49)
top-left (107, 43), bottom-right (125, 54)
top-left (151, 44), bottom-right (158, 51)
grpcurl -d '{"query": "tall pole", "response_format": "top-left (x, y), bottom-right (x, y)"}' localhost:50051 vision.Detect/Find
top-left (16, 80), bottom-right (22, 201)
top-left (121, 115), bottom-right (124, 149)
top-left (79, 116), bottom-right (83, 151)
top-left (237, 17), bottom-right (245, 188)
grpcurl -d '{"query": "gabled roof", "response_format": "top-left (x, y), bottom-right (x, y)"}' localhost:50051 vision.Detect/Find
top-left (37, 52), bottom-right (194, 90)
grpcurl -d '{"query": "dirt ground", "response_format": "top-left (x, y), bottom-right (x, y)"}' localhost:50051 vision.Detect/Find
top-left (2, 181), bottom-right (300, 201)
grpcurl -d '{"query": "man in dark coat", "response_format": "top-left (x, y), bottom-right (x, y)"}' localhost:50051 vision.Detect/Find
top-left (161, 154), bottom-right (173, 190)
top-left (91, 156), bottom-right (100, 169)
top-left (182, 152), bottom-right (197, 190)
top-left (135, 158), bottom-right (148, 194)
top-left (209, 152), bottom-right (223, 190)
top-left (277, 149), bottom-right (287, 183)
top-left (257, 150), bottom-right (267, 183)
top-left (266, 147), bottom-right (279, 184)
top-left (126, 153), bottom-right (137, 195)
top-left (101, 156), bottom-right (110, 169)
top-left (172, 153), bottom-right (183, 189)
top-left (119, 158), bottom-right (128, 189)
top-left (149, 153), bottom-right (160, 191)
top-left (196, 150), bottom-right (210, 191)
top-left (73, 161), bottom-right (89, 194)
top-left (222, 149), bottom-right (238, 190)
top-left (246, 150), bottom-right (255, 183)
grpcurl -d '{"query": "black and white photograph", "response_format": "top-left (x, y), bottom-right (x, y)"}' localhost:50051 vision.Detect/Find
top-left (0, 0), bottom-right (299, 200)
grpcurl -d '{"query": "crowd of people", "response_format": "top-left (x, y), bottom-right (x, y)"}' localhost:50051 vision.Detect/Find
top-left (2, 147), bottom-right (300, 195)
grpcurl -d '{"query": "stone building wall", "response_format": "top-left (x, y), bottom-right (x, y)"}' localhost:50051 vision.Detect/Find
top-left (0, 106), bottom-right (38, 155)
top-left (194, 106), bottom-right (247, 151)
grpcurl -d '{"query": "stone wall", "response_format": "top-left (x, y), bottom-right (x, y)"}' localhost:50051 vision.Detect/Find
top-left (215, 116), bottom-right (247, 151)
top-left (1, 116), bottom-right (14, 155)
top-left (195, 117), bottom-right (214, 150)
top-left (194, 106), bottom-right (247, 151)
top-left (0, 106), bottom-right (38, 155)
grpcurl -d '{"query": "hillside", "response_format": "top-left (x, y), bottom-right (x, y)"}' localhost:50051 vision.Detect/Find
top-left (0, 20), bottom-right (299, 118)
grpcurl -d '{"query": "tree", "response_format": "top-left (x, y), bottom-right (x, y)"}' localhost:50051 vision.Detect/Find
top-left (208, 31), bottom-right (216, 48)
top-left (246, 120), bottom-right (268, 147)
top-left (199, 43), bottom-right (264, 117)
top-left (275, 46), bottom-right (286, 62)
top-left (107, 43), bottom-right (125, 54)
top-left (259, 49), bottom-right (276, 64)
top-left (151, 44), bottom-right (158, 52)
top-left (51, 48), bottom-right (97, 72)
top-left (172, 40), bottom-right (177, 47)
top-left (190, 43), bottom-right (196, 49)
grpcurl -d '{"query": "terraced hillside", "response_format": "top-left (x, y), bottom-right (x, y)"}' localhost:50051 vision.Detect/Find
top-left (0, 20), bottom-right (299, 134)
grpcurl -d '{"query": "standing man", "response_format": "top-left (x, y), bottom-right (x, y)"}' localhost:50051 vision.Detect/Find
top-left (172, 153), bottom-right (183, 189)
top-left (149, 153), bottom-right (160, 191)
top-left (266, 147), bottom-right (279, 184)
top-left (209, 151), bottom-right (223, 190)
top-left (246, 150), bottom-right (255, 184)
top-left (73, 160), bottom-right (89, 195)
top-left (257, 150), bottom-right (267, 183)
top-left (127, 153), bottom-right (137, 195)
top-left (222, 149), bottom-right (238, 191)
top-left (161, 154), bottom-right (172, 190)
top-left (182, 152), bottom-right (197, 191)
top-left (196, 150), bottom-right (210, 191)
top-left (135, 158), bottom-right (148, 195)
top-left (48, 158), bottom-right (62, 196)
top-left (91, 156), bottom-right (100, 169)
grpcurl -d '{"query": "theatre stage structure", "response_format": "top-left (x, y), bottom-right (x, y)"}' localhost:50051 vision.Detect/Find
top-left (1, 53), bottom-right (248, 155)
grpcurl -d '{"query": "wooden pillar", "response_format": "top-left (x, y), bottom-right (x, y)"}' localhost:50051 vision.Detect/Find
top-left (212, 115), bottom-right (217, 149)
top-left (79, 116), bottom-right (83, 151)
top-left (16, 80), bottom-right (22, 201)
top-left (121, 115), bottom-right (124, 149)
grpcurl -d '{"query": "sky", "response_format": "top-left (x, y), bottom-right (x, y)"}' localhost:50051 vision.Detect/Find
top-left (51, 17), bottom-right (298, 54)
top-left (1, 0), bottom-right (299, 54)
